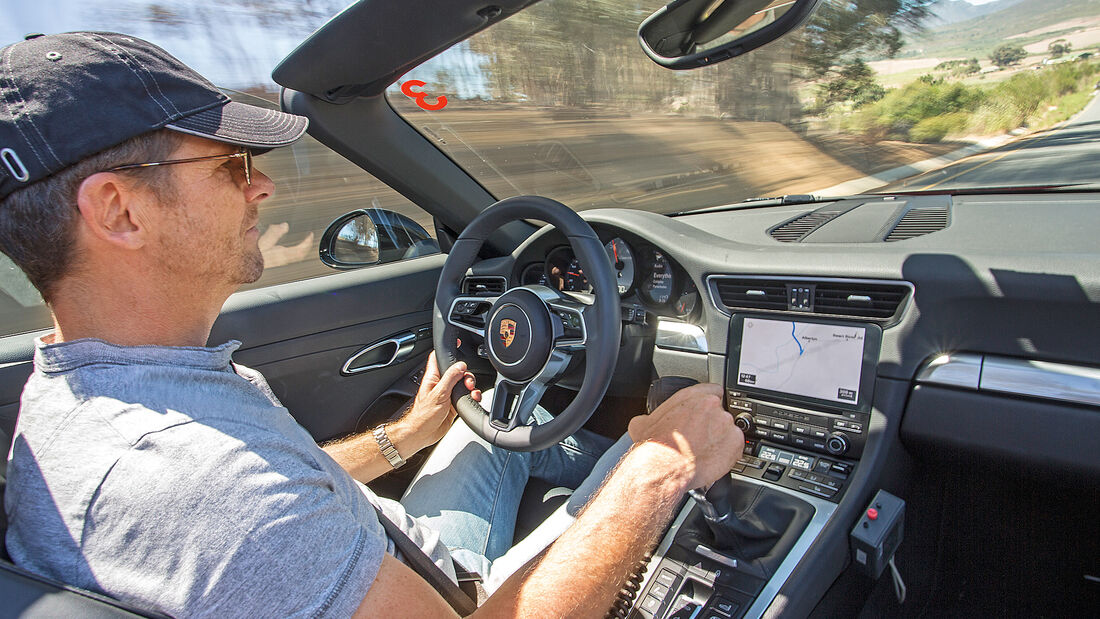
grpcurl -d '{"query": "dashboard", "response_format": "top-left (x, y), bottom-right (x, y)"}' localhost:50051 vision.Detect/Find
top-left (469, 192), bottom-right (1100, 618)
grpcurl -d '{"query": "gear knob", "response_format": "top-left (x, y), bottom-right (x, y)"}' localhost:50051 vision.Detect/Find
top-left (645, 376), bottom-right (699, 414)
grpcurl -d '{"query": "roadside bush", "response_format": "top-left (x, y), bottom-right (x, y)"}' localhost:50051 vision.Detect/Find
top-left (909, 112), bottom-right (969, 142)
top-left (833, 60), bottom-right (1100, 142)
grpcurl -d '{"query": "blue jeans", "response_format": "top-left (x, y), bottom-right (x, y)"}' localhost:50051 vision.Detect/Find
top-left (399, 406), bottom-right (631, 589)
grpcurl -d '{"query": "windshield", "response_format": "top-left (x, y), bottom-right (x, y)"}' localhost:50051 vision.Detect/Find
top-left (390, 0), bottom-right (1100, 212)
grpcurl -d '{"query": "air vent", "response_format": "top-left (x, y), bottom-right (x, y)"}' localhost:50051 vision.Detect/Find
top-left (461, 276), bottom-right (506, 295)
top-left (813, 282), bottom-right (910, 320)
top-left (768, 204), bottom-right (854, 242)
top-left (713, 278), bottom-right (788, 311)
top-left (885, 206), bottom-right (949, 241)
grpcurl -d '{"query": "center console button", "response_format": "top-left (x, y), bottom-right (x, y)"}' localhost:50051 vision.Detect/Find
top-left (814, 459), bottom-right (833, 474)
top-left (640, 595), bottom-right (662, 614)
top-left (772, 419), bottom-right (789, 431)
top-left (810, 427), bottom-right (828, 439)
top-left (656, 569), bottom-right (678, 587)
top-left (791, 435), bottom-right (809, 448)
top-left (763, 463), bottom-right (785, 481)
top-left (829, 461), bottom-right (854, 478)
top-left (792, 423), bottom-right (809, 435)
top-left (650, 583), bottom-right (670, 599)
top-left (711, 597), bottom-right (740, 617)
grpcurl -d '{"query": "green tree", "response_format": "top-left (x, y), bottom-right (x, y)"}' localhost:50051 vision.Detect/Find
top-left (990, 44), bottom-right (1027, 67)
top-left (1048, 39), bottom-right (1072, 59)
top-left (817, 59), bottom-right (886, 109)
top-left (796, 0), bottom-right (937, 77)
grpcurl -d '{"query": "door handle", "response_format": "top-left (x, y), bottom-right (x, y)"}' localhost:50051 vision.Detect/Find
top-left (342, 332), bottom-right (418, 375)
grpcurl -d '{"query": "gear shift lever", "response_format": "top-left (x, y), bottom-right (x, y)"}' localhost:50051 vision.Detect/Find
top-left (645, 377), bottom-right (732, 524)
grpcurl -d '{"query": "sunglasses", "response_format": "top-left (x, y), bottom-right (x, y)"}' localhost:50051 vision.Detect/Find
top-left (107, 149), bottom-right (253, 186)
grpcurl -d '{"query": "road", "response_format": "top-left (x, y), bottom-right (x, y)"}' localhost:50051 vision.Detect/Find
top-left (883, 94), bottom-right (1100, 191)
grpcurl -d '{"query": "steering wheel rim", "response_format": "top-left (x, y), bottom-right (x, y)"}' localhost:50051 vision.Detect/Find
top-left (433, 195), bottom-right (621, 452)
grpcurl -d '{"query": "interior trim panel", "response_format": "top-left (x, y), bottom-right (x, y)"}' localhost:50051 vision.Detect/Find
top-left (916, 353), bottom-right (1100, 407)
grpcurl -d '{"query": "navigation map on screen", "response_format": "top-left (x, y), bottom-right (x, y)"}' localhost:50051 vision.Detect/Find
top-left (737, 317), bottom-right (865, 404)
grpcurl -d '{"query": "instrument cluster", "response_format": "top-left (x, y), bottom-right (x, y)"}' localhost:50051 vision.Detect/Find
top-left (518, 234), bottom-right (699, 319)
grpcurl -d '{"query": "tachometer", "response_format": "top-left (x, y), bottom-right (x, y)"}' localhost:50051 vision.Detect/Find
top-left (604, 238), bottom-right (635, 295)
top-left (641, 249), bottom-right (674, 305)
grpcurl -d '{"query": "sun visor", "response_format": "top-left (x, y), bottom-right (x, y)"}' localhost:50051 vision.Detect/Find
top-left (272, 0), bottom-right (536, 101)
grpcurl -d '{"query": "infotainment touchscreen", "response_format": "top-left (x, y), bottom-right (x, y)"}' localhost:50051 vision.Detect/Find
top-left (727, 314), bottom-right (882, 412)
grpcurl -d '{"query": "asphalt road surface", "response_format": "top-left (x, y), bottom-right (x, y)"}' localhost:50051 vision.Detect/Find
top-left (883, 94), bottom-right (1100, 192)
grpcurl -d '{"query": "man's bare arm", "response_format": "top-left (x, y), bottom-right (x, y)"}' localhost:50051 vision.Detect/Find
top-left (323, 352), bottom-right (479, 484)
top-left (352, 383), bottom-right (743, 618)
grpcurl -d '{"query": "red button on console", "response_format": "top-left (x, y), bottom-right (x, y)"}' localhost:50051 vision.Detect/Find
top-left (866, 508), bottom-right (879, 521)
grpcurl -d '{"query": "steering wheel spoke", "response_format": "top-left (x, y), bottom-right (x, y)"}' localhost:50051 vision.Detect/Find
top-left (487, 345), bottom-right (572, 430)
top-left (446, 295), bottom-right (499, 338)
top-left (547, 297), bottom-right (589, 350)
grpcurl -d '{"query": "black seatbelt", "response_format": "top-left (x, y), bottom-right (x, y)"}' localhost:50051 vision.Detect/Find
top-left (370, 504), bottom-right (478, 616)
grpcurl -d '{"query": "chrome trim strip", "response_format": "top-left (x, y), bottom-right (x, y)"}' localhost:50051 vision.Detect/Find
top-left (705, 274), bottom-right (915, 326)
top-left (656, 319), bottom-right (709, 354)
top-left (341, 332), bottom-right (416, 375)
top-left (914, 353), bottom-right (983, 390)
top-left (980, 357), bottom-right (1100, 407)
top-left (915, 353), bottom-right (1100, 407)
top-left (632, 474), bottom-right (837, 619)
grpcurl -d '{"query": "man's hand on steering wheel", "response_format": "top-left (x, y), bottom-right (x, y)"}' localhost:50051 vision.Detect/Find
top-left (387, 352), bottom-right (482, 457)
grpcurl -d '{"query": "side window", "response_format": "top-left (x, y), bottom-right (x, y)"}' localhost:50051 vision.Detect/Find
top-left (233, 89), bottom-right (439, 293)
top-left (0, 91), bottom-right (438, 338)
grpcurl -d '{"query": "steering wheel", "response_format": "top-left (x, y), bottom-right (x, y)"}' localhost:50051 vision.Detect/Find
top-left (433, 196), bottom-right (621, 451)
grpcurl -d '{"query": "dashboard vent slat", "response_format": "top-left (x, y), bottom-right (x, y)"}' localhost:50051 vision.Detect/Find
top-left (813, 282), bottom-right (910, 319)
top-left (715, 278), bottom-right (789, 311)
top-left (768, 204), bottom-right (852, 243)
top-left (885, 206), bottom-right (949, 241)
top-left (461, 276), bottom-right (506, 295)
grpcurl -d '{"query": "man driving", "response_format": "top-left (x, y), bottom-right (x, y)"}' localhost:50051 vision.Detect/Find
top-left (0, 32), bottom-right (742, 617)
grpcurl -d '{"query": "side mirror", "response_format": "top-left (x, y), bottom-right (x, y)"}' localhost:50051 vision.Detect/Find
top-left (319, 208), bottom-right (440, 270)
top-left (638, 0), bottom-right (822, 70)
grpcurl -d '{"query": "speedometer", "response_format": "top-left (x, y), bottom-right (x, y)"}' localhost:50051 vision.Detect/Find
top-left (604, 238), bottom-right (635, 295)
top-left (641, 249), bottom-right (674, 305)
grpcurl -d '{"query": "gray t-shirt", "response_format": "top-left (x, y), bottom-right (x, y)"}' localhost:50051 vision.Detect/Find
top-left (4, 337), bottom-right (454, 618)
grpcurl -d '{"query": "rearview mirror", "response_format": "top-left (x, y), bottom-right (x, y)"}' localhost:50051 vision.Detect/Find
top-left (320, 207), bottom-right (440, 269)
top-left (638, 0), bottom-right (822, 70)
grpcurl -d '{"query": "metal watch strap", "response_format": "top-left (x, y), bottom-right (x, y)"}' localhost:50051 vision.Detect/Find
top-left (372, 424), bottom-right (406, 469)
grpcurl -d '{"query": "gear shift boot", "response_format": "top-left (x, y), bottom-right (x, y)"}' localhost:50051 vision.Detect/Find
top-left (678, 475), bottom-right (814, 579)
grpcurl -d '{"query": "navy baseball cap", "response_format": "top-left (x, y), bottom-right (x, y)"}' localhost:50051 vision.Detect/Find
top-left (0, 31), bottom-right (308, 199)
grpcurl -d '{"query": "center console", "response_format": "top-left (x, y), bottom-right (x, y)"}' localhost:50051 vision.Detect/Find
top-left (623, 314), bottom-right (883, 619)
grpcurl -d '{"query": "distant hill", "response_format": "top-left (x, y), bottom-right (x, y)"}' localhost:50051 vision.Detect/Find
top-left (929, 0), bottom-right (1025, 26)
top-left (897, 0), bottom-right (1100, 59)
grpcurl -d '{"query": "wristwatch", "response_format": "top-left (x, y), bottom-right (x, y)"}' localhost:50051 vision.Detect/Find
top-left (372, 424), bottom-right (406, 469)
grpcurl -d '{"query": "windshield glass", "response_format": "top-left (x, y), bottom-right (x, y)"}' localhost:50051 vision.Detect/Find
top-left (390, 0), bottom-right (1100, 212)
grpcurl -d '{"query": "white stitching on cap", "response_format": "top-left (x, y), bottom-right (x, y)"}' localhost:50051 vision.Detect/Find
top-left (106, 34), bottom-right (181, 117)
top-left (1, 148), bottom-right (30, 181)
top-left (0, 44), bottom-right (55, 168)
top-left (79, 33), bottom-right (172, 119)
